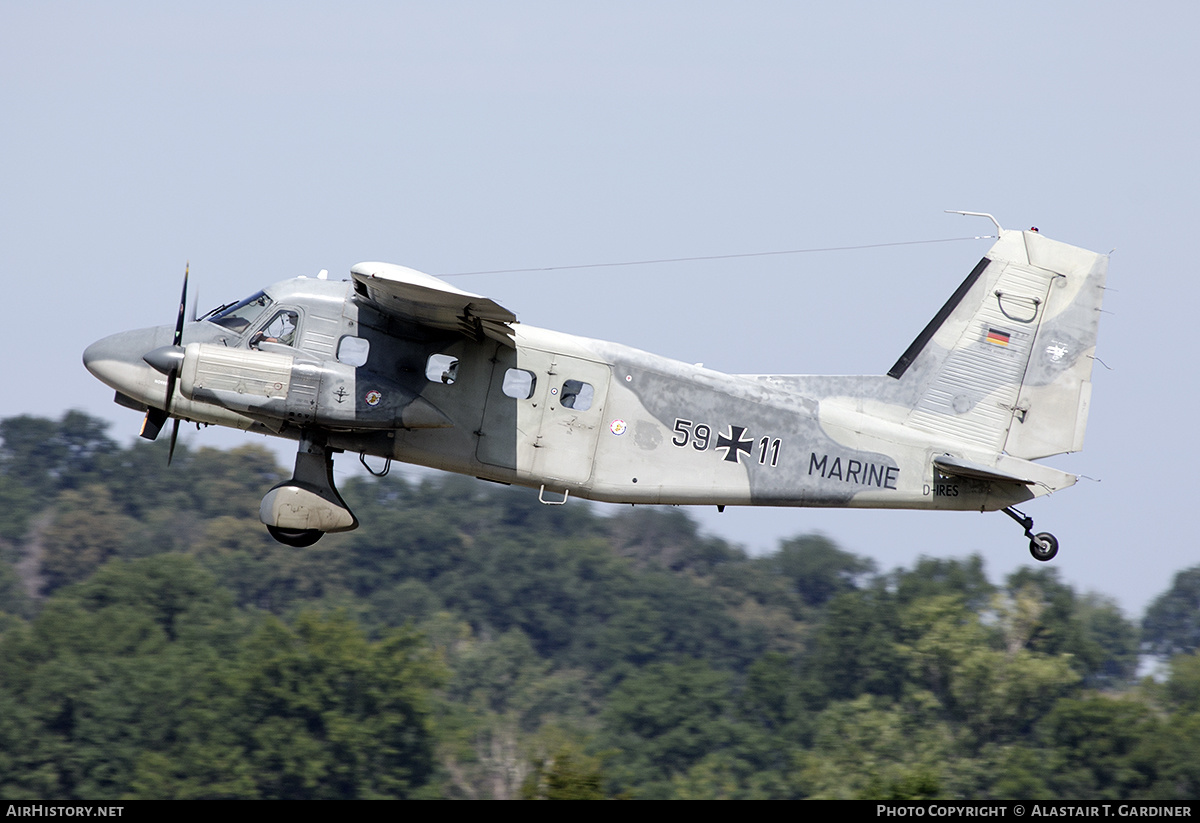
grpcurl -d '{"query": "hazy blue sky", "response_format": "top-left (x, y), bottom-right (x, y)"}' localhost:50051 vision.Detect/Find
top-left (3, 2), bottom-right (1196, 616)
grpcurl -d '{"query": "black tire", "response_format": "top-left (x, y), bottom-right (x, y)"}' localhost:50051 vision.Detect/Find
top-left (267, 525), bottom-right (324, 547)
top-left (1029, 532), bottom-right (1059, 562)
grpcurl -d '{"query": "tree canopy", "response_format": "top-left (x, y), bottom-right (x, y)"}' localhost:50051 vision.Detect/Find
top-left (0, 412), bottom-right (1191, 799)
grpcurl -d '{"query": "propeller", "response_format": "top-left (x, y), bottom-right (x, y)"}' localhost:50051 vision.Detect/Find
top-left (140, 263), bottom-right (188, 464)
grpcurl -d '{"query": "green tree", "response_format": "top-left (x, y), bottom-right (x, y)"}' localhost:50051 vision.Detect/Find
top-left (39, 485), bottom-right (136, 594)
top-left (806, 585), bottom-right (905, 707)
top-left (600, 660), bottom-right (760, 798)
top-left (432, 623), bottom-right (600, 799)
top-left (1074, 593), bottom-right (1140, 687)
top-left (773, 534), bottom-right (875, 609)
top-left (1005, 567), bottom-right (1139, 687)
top-left (0, 556), bottom-right (240, 799)
top-left (228, 612), bottom-right (443, 798)
top-left (0, 473), bottom-right (36, 541)
top-left (0, 561), bottom-right (32, 620)
top-left (1143, 566), bottom-right (1200, 657)
top-left (0, 556), bottom-right (442, 799)
top-left (129, 612), bottom-right (445, 799)
top-left (893, 555), bottom-right (995, 613)
top-left (521, 743), bottom-right (607, 799)
top-left (0, 412), bottom-right (117, 498)
top-left (799, 694), bottom-right (951, 799)
top-left (739, 651), bottom-right (811, 743)
top-left (896, 590), bottom-right (1080, 745)
top-left (606, 505), bottom-right (741, 575)
top-left (1038, 695), bottom-right (1161, 799)
top-left (1164, 651), bottom-right (1200, 713)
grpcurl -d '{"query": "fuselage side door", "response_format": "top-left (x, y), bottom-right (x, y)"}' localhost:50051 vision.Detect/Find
top-left (476, 346), bottom-right (611, 485)
top-left (529, 349), bottom-right (610, 485)
top-left (475, 343), bottom-right (526, 472)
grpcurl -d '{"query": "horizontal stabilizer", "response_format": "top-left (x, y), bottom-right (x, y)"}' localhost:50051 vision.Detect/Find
top-left (932, 454), bottom-right (1033, 485)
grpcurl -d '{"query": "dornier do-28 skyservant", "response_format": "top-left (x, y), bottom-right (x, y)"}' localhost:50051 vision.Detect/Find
top-left (84, 216), bottom-right (1107, 560)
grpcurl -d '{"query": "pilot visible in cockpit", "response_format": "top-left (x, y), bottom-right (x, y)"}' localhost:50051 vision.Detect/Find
top-left (250, 310), bottom-right (298, 348)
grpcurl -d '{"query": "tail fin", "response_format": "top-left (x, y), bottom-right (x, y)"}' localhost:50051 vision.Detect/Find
top-left (888, 230), bottom-right (1107, 459)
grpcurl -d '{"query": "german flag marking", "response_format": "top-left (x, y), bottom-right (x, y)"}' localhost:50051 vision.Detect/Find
top-left (986, 328), bottom-right (1011, 347)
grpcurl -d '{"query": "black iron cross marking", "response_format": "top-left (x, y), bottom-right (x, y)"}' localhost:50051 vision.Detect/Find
top-left (715, 425), bottom-right (752, 464)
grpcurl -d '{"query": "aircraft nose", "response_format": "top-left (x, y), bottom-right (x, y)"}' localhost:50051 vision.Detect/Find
top-left (83, 327), bottom-right (168, 392)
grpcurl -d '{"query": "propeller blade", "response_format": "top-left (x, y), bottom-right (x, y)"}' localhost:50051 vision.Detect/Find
top-left (142, 262), bottom-right (188, 451)
top-left (163, 369), bottom-right (177, 417)
top-left (167, 418), bottom-right (181, 465)
top-left (141, 408), bottom-right (167, 441)
top-left (173, 262), bottom-right (188, 347)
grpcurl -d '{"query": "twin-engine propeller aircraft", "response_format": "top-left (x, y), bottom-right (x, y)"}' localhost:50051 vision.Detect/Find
top-left (84, 216), bottom-right (1107, 560)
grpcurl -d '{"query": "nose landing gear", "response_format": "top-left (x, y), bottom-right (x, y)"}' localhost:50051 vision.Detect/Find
top-left (260, 433), bottom-right (358, 546)
top-left (1002, 506), bottom-right (1059, 561)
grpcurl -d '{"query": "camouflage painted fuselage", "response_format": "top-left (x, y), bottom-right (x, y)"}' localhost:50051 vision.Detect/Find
top-left (84, 228), bottom-right (1106, 532)
top-left (339, 229), bottom-right (1103, 514)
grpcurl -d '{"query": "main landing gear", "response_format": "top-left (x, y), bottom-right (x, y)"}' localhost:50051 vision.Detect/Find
top-left (260, 433), bottom-right (358, 547)
top-left (1002, 506), bottom-right (1059, 562)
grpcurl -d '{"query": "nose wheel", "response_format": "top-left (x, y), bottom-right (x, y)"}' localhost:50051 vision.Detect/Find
top-left (1002, 506), bottom-right (1059, 562)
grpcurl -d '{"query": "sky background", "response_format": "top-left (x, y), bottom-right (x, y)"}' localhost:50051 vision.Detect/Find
top-left (2, 1), bottom-right (1195, 618)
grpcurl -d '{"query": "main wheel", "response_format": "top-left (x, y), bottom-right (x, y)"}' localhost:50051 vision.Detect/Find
top-left (267, 526), bottom-right (324, 547)
top-left (1029, 532), bottom-right (1059, 562)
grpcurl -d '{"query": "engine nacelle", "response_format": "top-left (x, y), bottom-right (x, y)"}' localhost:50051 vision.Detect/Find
top-left (179, 342), bottom-right (451, 431)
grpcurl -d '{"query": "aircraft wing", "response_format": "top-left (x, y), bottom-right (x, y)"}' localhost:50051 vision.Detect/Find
top-left (350, 262), bottom-right (517, 345)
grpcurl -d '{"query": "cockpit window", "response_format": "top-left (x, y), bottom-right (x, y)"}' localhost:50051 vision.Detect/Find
top-left (205, 291), bottom-right (272, 333)
top-left (250, 310), bottom-right (299, 348)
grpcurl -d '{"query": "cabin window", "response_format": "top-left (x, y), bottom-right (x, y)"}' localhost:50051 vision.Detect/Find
top-left (250, 310), bottom-right (298, 348)
top-left (560, 379), bottom-right (594, 411)
top-left (502, 368), bottom-right (536, 399)
top-left (426, 353), bottom-right (459, 384)
top-left (337, 336), bottom-right (370, 367)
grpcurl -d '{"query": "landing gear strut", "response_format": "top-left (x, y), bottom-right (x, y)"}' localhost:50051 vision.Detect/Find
top-left (1002, 506), bottom-right (1059, 561)
top-left (259, 432), bottom-right (358, 546)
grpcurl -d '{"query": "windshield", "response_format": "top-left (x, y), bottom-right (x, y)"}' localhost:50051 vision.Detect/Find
top-left (204, 291), bottom-right (272, 334)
